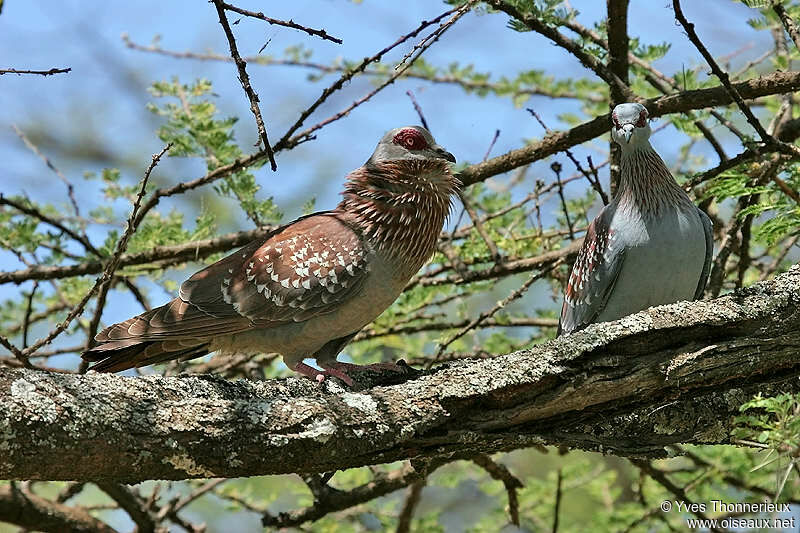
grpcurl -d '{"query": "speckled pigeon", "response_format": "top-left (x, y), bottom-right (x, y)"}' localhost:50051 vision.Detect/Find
top-left (83, 126), bottom-right (458, 385)
top-left (558, 103), bottom-right (713, 335)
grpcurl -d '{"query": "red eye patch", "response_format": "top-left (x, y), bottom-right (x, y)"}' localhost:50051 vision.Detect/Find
top-left (393, 128), bottom-right (429, 150)
top-left (635, 110), bottom-right (648, 128)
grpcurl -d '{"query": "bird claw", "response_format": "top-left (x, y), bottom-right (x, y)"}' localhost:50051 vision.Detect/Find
top-left (293, 361), bottom-right (354, 387)
top-left (319, 366), bottom-right (355, 387)
top-left (321, 360), bottom-right (419, 383)
top-left (294, 360), bottom-right (418, 388)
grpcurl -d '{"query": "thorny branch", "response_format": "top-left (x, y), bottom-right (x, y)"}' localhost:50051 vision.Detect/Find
top-left (272, 5), bottom-right (465, 152)
top-left (121, 34), bottom-right (603, 102)
top-left (11, 124), bottom-right (80, 216)
top-left (7, 145), bottom-right (171, 362)
top-left (212, 0), bottom-right (277, 170)
top-left (486, 0), bottom-right (633, 101)
top-left (219, 2), bottom-right (342, 44)
top-left (0, 67), bottom-right (71, 76)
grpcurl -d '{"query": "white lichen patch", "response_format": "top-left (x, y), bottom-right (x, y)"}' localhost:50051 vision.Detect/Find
top-left (341, 392), bottom-right (378, 413)
top-left (10, 378), bottom-right (60, 423)
top-left (163, 453), bottom-right (217, 477)
top-left (296, 417), bottom-right (336, 443)
top-left (245, 400), bottom-right (274, 425)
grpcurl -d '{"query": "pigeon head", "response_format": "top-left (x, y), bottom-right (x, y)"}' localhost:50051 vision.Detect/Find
top-left (367, 125), bottom-right (456, 165)
top-left (611, 103), bottom-right (651, 147)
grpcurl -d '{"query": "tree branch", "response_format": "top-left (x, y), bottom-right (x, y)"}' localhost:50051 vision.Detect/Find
top-left (0, 484), bottom-right (115, 532)
top-left (606, 0), bottom-right (630, 193)
top-left (486, 1), bottom-right (633, 101)
top-left (458, 70), bottom-right (800, 187)
top-left (0, 67), bottom-right (71, 76)
top-left (2, 266), bottom-right (799, 482)
top-left (0, 228), bottom-right (268, 285)
top-left (220, 2), bottom-right (342, 44)
top-left (772, 2), bottom-right (800, 53)
top-left (212, 0), bottom-right (277, 170)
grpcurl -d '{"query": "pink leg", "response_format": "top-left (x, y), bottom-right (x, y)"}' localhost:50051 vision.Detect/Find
top-left (293, 361), bottom-right (355, 387)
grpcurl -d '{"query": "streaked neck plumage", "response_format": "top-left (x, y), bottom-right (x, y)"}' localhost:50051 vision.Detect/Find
top-left (616, 139), bottom-right (693, 217)
top-left (336, 159), bottom-right (459, 273)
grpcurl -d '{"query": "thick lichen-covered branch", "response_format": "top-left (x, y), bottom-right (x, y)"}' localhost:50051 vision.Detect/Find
top-left (1, 266), bottom-right (798, 483)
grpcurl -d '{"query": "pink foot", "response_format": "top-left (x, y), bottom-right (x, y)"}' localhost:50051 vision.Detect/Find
top-left (293, 362), bottom-right (355, 387)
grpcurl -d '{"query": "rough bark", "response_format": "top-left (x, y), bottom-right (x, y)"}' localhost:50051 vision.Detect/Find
top-left (1, 265), bottom-right (799, 483)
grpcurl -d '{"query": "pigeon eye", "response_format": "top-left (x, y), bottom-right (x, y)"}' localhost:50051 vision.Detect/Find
top-left (612, 115), bottom-right (621, 129)
top-left (393, 129), bottom-right (428, 150)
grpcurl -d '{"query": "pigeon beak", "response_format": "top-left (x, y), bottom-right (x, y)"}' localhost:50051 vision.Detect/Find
top-left (434, 146), bottom-right (457, 163)
top-left (621, 124), bottom-right (634, 144)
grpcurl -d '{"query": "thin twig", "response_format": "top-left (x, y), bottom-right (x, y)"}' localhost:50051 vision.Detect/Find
top-left (12, 124), bottom-right (80, 216)
top-left (0, 195), bottom-right (98, 256)
top-left (212, 0), bottom-right (277, 170)
top-left (157, 479), bottom-right (226, 520)
top-left (526, 106), bottom-right (608, 205)
top-left (19, 145), bottom-right (171, 357)
top-left (771, 174), bottom-right (800, 204)
top-left (472, 455), bottom-right (522, 526)
top-left (632, 460), bottom-right (724, 533)
top-left (486, 0), bottom-right (632, 100)
top-left (395, 479), bottom-right (426, 533)
top-left (0, 67), bottom-right (71, 76)
top-left (284, 3), bottom-right (474, 148)
top-left (354, 314), bottom-right (558, 343)
top-left (0, 228), bottom-right (269, 285)
top-left (21, 282), bottom-right (38, 349)
top-left (434, 261), bottom-right (560, 358)
top-left (551, 162), bottom-right (575, 240)
top-left (405, 90), bottom-right (430, 131)
top-left (552, 468), bottom-right (563, 533)
top-left (0, 334), bottom-right (28, 367)
top-left (122, 34), bottom-right (599, 102)
top-left (262, 459), bottom-right (454, 529)
top-left (96, 482), bottom-right (156, 533)
top-left (483, 129), bottom-right (500, 162)
top-left (272, 7), bottom-right (461, 149)
top-left (220, 2), bottom-right (342, 44)
top-left (673, 0), bottom-right (774, 145)
top-left (410, 240), bottom-right (580, 289)
top-left (457, 190), bottom-right (500, 260)
top-left (773, 2), bottom-right (800, 52)
top-left (3, 302), bottom-right (69, 336)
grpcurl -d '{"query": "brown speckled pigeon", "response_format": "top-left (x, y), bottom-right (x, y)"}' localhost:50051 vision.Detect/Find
top-left (558, 103), bottom-right (713, 335)
top-left (83, 126), bottom-right (458, 385)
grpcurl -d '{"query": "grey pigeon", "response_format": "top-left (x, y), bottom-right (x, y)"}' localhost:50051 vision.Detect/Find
top-left (558, 103), bottom-right (712, 335)
top-left (83, 126), bottom-right (458, 385)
